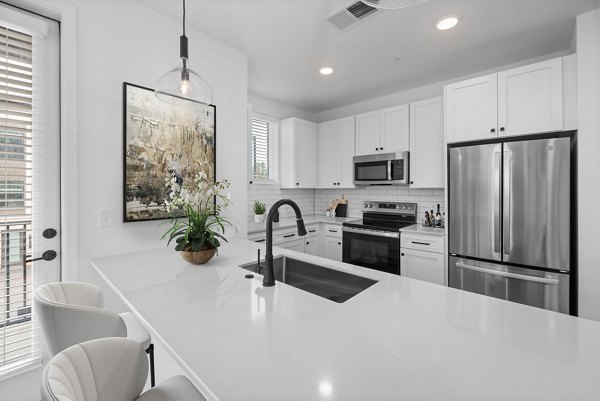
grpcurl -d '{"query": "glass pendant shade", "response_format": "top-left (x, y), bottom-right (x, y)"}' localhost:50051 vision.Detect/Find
top-left (155, 59), bottom-right (213, 106)
top-left (362, 0), bottom-right (429, 10)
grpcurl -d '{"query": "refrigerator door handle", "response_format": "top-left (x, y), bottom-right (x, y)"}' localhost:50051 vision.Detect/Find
top-left (503, 149), bottom-right (512, 258)
top-left (455, 262), bottom-right (559, 285)
top-left (493, 148), bottom-right (501, 255)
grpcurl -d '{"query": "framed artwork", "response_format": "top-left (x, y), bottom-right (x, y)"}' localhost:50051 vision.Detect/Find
top-left (122, 82), bottom-right (216, 222)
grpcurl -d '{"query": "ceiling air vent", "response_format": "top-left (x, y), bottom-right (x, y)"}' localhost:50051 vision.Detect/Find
top-left (326, 1), bottom-right (379, 31)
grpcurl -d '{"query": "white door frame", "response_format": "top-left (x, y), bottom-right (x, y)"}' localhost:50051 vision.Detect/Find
top-left (3, 0), bottom-right (78, 281)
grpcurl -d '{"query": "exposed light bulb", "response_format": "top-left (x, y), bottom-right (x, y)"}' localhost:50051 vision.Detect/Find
top-left (320, 67), bottom-right (334, 75)
top-left (180, 79), bottom-right (190, 95)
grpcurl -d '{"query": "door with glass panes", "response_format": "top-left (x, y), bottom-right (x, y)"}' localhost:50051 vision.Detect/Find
top-left (0, 5), bottom-right (60, 376)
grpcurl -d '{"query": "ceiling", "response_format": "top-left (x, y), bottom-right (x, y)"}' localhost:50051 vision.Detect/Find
top-left (140, 0), bottom-right (599, 113)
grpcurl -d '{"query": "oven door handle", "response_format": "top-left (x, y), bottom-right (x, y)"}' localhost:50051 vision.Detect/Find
top-left (342, 226), bottom-right (400, 239)
top-left (455, 262), bottom-right (559, 285)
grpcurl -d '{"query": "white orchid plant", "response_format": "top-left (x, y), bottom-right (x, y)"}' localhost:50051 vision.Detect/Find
top-left (161, 171), bottom-right (233, 252)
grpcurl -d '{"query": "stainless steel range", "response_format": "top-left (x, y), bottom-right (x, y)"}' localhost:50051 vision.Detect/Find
top-left (342, 201), bottom-right (417, 275)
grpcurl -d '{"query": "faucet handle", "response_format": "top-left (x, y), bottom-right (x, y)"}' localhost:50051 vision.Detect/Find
top-left (297, 218), bottom-right (307, 236)
top-left (272, 209), bottom-right (280, 223)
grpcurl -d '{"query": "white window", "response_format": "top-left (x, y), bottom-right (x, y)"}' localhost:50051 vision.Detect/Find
top-left (249, 113), bottom-right (278, 184)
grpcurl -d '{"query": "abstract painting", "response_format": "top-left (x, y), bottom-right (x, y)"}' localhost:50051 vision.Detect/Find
top-left (123, 82), bottom-right (216, 222)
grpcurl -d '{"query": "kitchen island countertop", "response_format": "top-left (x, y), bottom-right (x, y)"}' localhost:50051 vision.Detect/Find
top-left (90, 237), bottom-right (600, 401)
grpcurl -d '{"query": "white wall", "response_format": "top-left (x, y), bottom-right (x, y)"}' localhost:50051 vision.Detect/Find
top-left (72, 0), bottom-right (248, 280)
top-left (576, 9), bottom-right (600, 320)
top-left (249, 92), bottom-right (316, 121)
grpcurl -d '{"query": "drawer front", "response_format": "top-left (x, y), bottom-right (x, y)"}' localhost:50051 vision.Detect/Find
top-left (248, 233), bottom-right (266, 243)
top-left (305, 224), bottom-right (319, 238)
top-left (274, 229), bottom-right (302, 244)
top-left (401, 233), bottom-right (444, 253)
top-left (324, 224), bottom-right (342, 238)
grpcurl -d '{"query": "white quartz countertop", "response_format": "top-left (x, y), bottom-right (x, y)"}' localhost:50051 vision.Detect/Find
top-left (400, 224), bottom-right (446, 236)
top-left (247, 214), bottom-right (356, 234)
top-left (90, 237), bottom-right (600, 401)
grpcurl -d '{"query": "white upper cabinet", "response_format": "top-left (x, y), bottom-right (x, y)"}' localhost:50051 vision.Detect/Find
top-left (280, 117), bottom-right (318, 188)
top-left (338, 117), bottom-right (355, 188)
top-left (445, 56), bottom-right (570, 144)
top-left (355, 111), bottom-right (380, 156)
top-left (445, 73), bottom-right (498, 143)
top-left (497, 58), bottom-right (563, 137)
top-left (409, 97), bottom-right (444, 188)
top-left (355, 105), bottom-right (409, 156)
top-left (380, 105), bottom-right (410, 153)
top-left (318, 117), bottom-right (355, 189)
top-left (318, 120), bottom-right (338, 188)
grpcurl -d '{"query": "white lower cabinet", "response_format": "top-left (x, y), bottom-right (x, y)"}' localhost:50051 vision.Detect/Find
top-left (400, 232), bottom-right (445, 285)
top-left (324, 237), bottom-right (343, 262)
top-left (401, 248), bottom-right (444, 285)
top-left (305, 238), bottom-right (320, 256)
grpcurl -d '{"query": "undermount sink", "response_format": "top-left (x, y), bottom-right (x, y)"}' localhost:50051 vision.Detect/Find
top-left (239, 255), bottom-right (378, 303)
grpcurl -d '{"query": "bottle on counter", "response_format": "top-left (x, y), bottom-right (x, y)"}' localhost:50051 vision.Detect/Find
top-left (435, 204), bottom-right (442, 227)
top-left (424, 211), bottom-right (430, 226)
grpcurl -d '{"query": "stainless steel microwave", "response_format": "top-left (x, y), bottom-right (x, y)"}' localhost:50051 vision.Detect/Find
top-left (353, 152), bottom-right (409, 185)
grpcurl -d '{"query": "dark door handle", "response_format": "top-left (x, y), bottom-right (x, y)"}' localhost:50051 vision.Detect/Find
top-left (500, 127), bottom-right (505, 132)
top-left (26, 250), bottom-right (57, 263)
top-left (412, 241), bottom-right (431, 246)
top-left (283, 234), bottom-right (296, 238)
top-left (491, 128), bottom-right (496, 133)
top-left (43, 228), bottom-right (57, 239)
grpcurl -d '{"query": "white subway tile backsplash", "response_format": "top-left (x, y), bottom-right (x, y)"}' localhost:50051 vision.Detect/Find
top-left (248, 185), bottom-right (446, 225)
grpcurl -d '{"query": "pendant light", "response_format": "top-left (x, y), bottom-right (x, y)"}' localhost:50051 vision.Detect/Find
top-left (155, 0), bottom-right (213, 107)
top-left (362, 0), bottom-right (429, 10)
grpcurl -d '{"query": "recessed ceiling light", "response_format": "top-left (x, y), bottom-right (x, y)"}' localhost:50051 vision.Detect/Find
top-left (436, 15), bottom-right (460, 31)
top-left (319, 67), bottom-right (334, 75)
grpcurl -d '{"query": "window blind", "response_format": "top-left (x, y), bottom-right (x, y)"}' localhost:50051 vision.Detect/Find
top-left (251, 117), bottom-right (272, 180)
top-left (0, 24), bottom-right (35, 372)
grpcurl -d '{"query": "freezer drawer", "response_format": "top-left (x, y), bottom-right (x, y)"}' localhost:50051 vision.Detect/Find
top-left (449, 256), bottom-right (569, 314)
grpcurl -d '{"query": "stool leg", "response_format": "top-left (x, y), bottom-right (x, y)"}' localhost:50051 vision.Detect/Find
top-left (146, 343), bottom-right (155, 387)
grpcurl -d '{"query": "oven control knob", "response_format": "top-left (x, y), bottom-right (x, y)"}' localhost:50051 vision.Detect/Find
top-left (368, 204), bottom-right (373, 208)
top-left (363, 203), bottom-right (368, 209)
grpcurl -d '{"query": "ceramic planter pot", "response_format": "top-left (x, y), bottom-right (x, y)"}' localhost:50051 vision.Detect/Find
top-left (254, 214), bottom-right (265, 223)
top-left (180, 247), bottom-right (217, 265)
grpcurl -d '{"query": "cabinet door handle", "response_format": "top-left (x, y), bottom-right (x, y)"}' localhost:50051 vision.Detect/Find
top-left (255, 239), bottom-right (266, 243)
top-left (306, 242), bottom-right (310, 245)
top-left (328, 229), bottom-right (338, 233)
top-left (283, 234), bottom-right (296, 238)
top-left (338, 242), bottom-right (342, 245)
top-left (309, 229), bottom-right (317, 233)
top-left (401, 253), bottom-right (405, 256)
top-left (296, 182), bottom-right (300, 186)
top-left (491, 128), bottom-right (496, 133)
top-left (375, 147), bottom-right (379, 151)
top-left (500, 127), bottom-right (505, 132)
top-left (412, 241), bottom-right (430, 246)
top-left (380, 147), bottom-right (383, 150)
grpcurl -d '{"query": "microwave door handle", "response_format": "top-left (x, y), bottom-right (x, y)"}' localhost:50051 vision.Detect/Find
top-left (455, 262), bottom-right (559, 285)
top-left (387, 160), bottom-right (392, 181)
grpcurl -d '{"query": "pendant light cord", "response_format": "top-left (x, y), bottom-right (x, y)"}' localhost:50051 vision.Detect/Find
top-left (182, 0), bottom-right (186, 36)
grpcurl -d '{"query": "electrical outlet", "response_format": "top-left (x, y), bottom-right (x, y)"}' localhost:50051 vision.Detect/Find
top-left (99, 208), bottom-right (115, 228)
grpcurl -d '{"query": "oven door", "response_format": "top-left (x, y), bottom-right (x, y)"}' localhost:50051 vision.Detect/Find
top-left (342, 227), bottom-right (400, 275)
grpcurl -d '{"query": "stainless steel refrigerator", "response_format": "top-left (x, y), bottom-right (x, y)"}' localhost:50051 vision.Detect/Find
top-left (448, 135), bottom-right (574, 314)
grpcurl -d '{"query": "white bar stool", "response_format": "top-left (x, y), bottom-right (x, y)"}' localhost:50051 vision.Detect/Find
top-left (41, 337), bottom-right (205, 401)
top-left (34, 282), bottom-right (156, 386)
